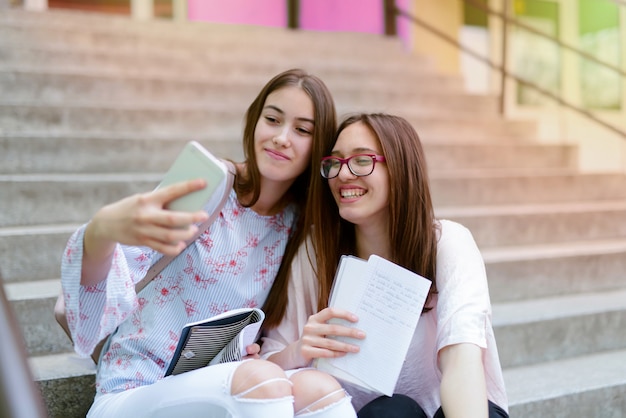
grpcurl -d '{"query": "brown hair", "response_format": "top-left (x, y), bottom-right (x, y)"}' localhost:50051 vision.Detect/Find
top-left (311, 113), bottom-right (439, 312)
top-left (236, 69), bottom-right (337, 327)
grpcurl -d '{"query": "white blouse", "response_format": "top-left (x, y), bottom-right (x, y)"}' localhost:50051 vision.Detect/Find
top-left (261, 219), bottom-right (508, 416)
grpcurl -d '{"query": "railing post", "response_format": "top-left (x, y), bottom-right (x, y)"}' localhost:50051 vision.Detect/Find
top-left (499, 0), bottom-right (509, 115)
top-left (131, 0), bottom-right (154, 21)
top-left (384, 0), bottom-right (397, 36)
top-left (287, 0), bottom-right (299, 29)
top-left (23, 0), bottom-right (47, 11)
top-left (172, 0), bottom-right (188, 22)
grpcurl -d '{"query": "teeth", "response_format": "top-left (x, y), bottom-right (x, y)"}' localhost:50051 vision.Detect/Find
top-left (341, 189), bottom-right (365, 198)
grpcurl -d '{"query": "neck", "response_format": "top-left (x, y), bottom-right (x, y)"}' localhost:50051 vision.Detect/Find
top-left (354, 223), bottom-right (391, 261)
top-left (248, 176), bottom-right (293, 216)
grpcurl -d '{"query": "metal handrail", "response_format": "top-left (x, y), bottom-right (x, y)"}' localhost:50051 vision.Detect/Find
top-left (391, 1), bottom-right (626, 140)
top-left (464, 0), bottom-right (626, 79)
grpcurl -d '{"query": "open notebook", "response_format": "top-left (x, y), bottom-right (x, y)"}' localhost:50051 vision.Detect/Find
top-left (315, 255), bottom-right (431, 396)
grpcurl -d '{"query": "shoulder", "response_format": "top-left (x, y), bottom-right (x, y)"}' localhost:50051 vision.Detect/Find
top-left (435, 219), bottom-right (486, 287)
top-left (437, 219), bottom-right (477, 250)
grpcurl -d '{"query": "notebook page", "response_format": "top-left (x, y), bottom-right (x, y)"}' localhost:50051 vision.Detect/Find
top-left (318, 255), bottom-right (431, 396)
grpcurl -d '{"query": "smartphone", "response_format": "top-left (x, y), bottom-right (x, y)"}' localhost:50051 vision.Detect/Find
top-left (156, 141), bottom-right (228, 212)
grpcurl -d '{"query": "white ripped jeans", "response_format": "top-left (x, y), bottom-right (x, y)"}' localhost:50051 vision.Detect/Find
top-left (87, 361), bottom-right (356, 417)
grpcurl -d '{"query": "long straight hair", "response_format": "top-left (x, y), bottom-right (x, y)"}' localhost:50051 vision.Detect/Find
top-left (236, 69), bottom-right (337, 327)
top-left (311, 113), bottom-right (439, 312)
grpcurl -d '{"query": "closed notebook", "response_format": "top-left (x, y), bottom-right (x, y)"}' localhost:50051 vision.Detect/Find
top-left (164, 307), bottom-right (264, 377)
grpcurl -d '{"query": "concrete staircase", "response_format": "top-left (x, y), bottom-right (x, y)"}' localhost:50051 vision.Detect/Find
top-left (2, 8), bottom-right (625, 418)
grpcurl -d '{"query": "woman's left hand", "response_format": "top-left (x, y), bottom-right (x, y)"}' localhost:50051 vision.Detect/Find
top-left (242, 343), bottom-right (261, 360)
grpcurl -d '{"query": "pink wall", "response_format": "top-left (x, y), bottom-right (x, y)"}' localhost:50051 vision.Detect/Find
top-left (187, 0), bottom-right (287, 27)
top-left (187, 0), bottom-right (412, 46)
top-left (299, 0), bottom-right (383, 33)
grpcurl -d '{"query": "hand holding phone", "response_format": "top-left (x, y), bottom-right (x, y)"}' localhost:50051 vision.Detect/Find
top-left (156, 141), bottom-right (228, 212)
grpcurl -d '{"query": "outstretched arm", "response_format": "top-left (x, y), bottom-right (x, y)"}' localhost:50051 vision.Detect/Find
top-left (81, 179), bottom-right (209, 287)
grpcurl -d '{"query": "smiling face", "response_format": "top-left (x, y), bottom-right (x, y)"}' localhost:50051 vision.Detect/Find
top-left (328, 121), bottom-right (389, 228)
top-left (253, 85), bottom-right (315, 188)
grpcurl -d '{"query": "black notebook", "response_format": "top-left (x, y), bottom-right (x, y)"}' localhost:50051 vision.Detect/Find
top-left (164, 308), bottom-right (265, 377)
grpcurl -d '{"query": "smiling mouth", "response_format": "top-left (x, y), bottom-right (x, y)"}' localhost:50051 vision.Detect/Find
top-left (266, 148), bottom-right (289, 160)
top-left (341, 188), bottom-right (366, 198)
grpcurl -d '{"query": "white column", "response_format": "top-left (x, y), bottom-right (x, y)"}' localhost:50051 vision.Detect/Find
top-left (619, 7), bottom-right (626, 174)
top-left (173, 0), bottom-right (188, 22)
top-left (23, 0), bottom-right (48, 11)
top-left (131, 0), bottom-right (154, 21)
top-left (559, 0), bottom-right (581, 107)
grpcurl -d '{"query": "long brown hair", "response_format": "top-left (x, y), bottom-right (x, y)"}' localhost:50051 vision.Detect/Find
top-left (237, 69), bottom-right (337, 327)
top-left (311, 113), bottom-right (439, 312)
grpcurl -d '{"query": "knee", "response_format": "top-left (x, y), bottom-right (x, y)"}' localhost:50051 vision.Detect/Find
top-left (290, 369), bottom-right (348, 414)
top-left (231, 360), bottom-right (292, 400)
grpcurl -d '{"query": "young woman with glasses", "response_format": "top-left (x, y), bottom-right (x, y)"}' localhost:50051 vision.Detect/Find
top-left (261, 113), bottom-right (509, 418)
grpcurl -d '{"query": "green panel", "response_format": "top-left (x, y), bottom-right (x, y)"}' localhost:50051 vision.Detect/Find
top-left (578, 0), bottom-right (621, 109)
top-left (463, 0), bottom-right (488, 27)
top-left (578, 0), bottom-right (619, 35)
top-left (513, 0), bottom-right (559, 35)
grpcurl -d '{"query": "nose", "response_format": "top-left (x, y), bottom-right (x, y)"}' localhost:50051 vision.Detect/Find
top-left (272, 126), bottom-right (290, 148)
top-left (337, 161), bottom-right (356, 180)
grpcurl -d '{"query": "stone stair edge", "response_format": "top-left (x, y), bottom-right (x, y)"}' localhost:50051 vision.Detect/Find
top-left (0, 101), bottom-right (531, 125)
top-left (0, 167), bottom-right (595, 183)
top-left (481, 236), bottom-right (626, 263)
top-left (0, 68), bottom-right (470, 98)
top-left (492, 287), bottom-right (626, 327)
top-left (0, 27), bottom-right (420, 65)
top-left (436, 199), bottom-right (626, 216)
top-left (26, 346), bottom-right (626, 413)
top-left (4, 278), bottom-right (61, 301)
top-left (0, 42), bottom-right (430, 67)
top-left (504, 347), bottom-right (626, 406)
top-left (29, 352), bottom-right (96, 381)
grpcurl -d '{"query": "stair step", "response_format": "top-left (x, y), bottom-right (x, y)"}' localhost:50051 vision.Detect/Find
top-left (0, 135), bottom-right (244, 174)
top-left (9, 171), bottom-right (624, 228)
top-left (437, 200), bottom-right (626, 247)
top-left (5, 279), bottom-right (72, 356)
top-left (4, 222), bottom-right (625, 285)
top-left (30, 352), bottom-right (96, 418)
top-left (0, 69), bottom-right (486, 114)
top-left (0, 135), bottom-right (574, 175)
top-left (427, 143), bottom-right (577, 173)
top-left (493, 288), bottom-right (626, 368)
top-left (0, 174), bottom-right (157, 228)
top-left (483, 238), bottom-right (626, 302)
top-left (505, 348), bottom-right (626, 417)
top-left (0, 9), bottom-right (427, 67)
top-left (431, 171), bottom-right (626, 206)
top-left (0, 102), bottom-right (537, 141)
top-left (0, 224), bottom-right (78, 283)
top-left (7, 239), bottom-right (626, 353)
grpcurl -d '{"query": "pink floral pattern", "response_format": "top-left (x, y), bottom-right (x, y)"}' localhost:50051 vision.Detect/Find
top-left (60, 192), bottom-right (296, 397)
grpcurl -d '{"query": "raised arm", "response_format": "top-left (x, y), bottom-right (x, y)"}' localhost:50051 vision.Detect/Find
top-left (81, 179), bottom-right (210, 287)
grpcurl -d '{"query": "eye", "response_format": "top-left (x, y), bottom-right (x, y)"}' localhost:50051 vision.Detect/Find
top-left (296, 126), bottom-right (313, 135)
top-left (354, 156), bottom-right (372, 166)
top-left (264, 115), bottom-right (279, 124)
